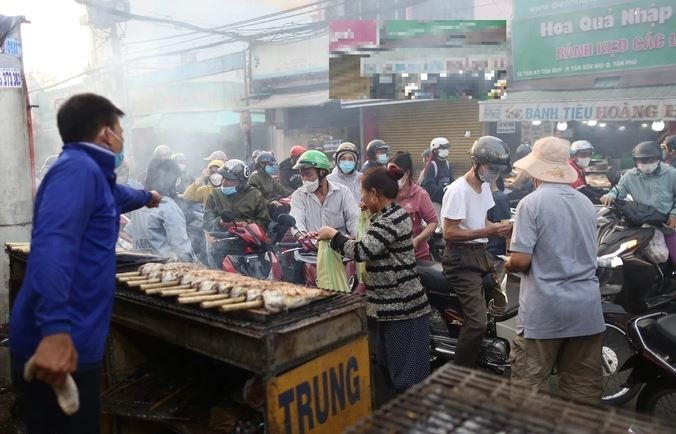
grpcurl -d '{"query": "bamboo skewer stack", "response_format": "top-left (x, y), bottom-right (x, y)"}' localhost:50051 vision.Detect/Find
top-left (115, 263), bottom-right (328, 314)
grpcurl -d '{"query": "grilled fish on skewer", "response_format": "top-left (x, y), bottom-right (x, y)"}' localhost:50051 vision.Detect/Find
top-left (263, 287), bottom-right (330, 313)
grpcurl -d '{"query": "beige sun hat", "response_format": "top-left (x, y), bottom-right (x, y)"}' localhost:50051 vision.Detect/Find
top-left (513, 136), bottom-right (577, 184)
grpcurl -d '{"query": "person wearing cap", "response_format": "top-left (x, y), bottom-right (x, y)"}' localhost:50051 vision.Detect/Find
top-left (248, 151), bottom-right (293, 201)
top-left (568, 140), bottom-right (604, 203)
top-left (145, 145), bottom-right (174, 194)
top-left (440, 136), bottom-right (512, 368)
top-left (601, 141), bottom-right (676, 263)
top-left (204, 159), bottom-right (270, 233)
top-left (362, 139), bottom-right (390, 172)
top-left (422, 137), bottom-right (454, 209)
top-left (289, 150), bottom-right (360, 285)
top-left (279, 145), bottom-right (306, 189)
top-left (327, 142), bottom-right (363, 204)
top-left (172, 153), bottom-right (194, 194)
top-left (660, 135), bottom-right (676, 168)
top-left (153, 145), bottom-right (172, 160)
top-left (127, 159), bottom-right (194, 262)
top-left (505, 136), bottom-right (605, 403)
top-left (249, 149), bottom-right (263, 172)
top-left (203, 150), bottom-right (228, 163)
top-left (601, 141), bottom-right (676, 230)
top-left (181, 160), bottom-right (225, 207)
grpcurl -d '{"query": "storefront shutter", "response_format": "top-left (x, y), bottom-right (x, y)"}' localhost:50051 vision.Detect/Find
top-left (373, 100), bottom-right (483, 176)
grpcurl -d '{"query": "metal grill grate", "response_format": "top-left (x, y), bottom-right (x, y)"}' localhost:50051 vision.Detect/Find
top-left (347, 364), bottom-right (676, 434)
top-left (115, 287), bottom-right (362, 333)
top-left (100, 371), bottom-right (204, 422)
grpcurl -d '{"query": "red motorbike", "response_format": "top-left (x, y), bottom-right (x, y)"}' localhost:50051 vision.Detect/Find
top-left (209, 211), bottom-right (282, 280)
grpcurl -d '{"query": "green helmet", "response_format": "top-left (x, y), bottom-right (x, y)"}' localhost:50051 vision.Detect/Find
top-left (293, 150), bottom-right (331, 171)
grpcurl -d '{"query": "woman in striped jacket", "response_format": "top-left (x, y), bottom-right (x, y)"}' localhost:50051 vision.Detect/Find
top-left (318, 166), bottom-right (431, 392)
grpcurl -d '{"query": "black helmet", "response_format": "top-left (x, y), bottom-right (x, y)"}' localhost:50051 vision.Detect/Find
top-left (663, 135), bottom-right (676, 152)
top-left (366, 139), bottom-right (389, 159)
top-left (514, 143), bottom-right (532, 161)
top-left (470, 136), bottom-right (511, 173)
top-left (632, 141), bottom-right (662, 160)
top-left (218, 159), bottom-right (251, 183)
top-left (255, 151), bottom-right (276, 166)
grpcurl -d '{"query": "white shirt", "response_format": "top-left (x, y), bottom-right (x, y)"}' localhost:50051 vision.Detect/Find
top-left (440, 177), bottom-right (494, 243)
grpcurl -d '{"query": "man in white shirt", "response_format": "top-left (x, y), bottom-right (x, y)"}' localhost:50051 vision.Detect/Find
top-left (441, 136), bottom-right (512, 367)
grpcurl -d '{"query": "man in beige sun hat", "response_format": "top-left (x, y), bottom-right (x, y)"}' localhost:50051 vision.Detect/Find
top-left (505, 136), bottom-right (605, 403)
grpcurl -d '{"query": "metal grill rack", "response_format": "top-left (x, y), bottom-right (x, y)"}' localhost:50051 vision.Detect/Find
top-left (347, 364), bottom-right (676, 434)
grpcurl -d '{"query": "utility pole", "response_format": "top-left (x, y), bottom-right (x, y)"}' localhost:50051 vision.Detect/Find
top-left (0, 16), bottom-right (33, 322)
top-left (108, 17), bottom-right (132, 158)
top-left (241, 47), bottom-right (253, 159)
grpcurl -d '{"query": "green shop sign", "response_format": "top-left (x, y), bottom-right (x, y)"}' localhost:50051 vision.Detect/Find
top-left (512, 1), bottom-right (676, 80)
top-left (514, 0), bottom-right (637, 19)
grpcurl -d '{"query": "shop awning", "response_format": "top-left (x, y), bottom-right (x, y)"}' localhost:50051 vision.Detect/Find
top-left (132, 110), bottom-right (264, 134)
top-left (479, 85), bottom-right (676, 122)
top-left (245, 90), bottom-right (330, 110)
top-left (340, 99), bottom-right (423, 109)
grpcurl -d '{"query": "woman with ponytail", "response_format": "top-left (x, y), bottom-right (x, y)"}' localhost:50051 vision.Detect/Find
top-left (318, 166), bottom-right (431, 393)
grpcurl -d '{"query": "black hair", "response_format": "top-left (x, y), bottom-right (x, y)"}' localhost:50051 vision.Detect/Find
top-left (362, 166), bottom-right (404, 200)
top-left (57, 93), bottom-right (124, 144)
top-left (391, 151), bottom-right (415, 180)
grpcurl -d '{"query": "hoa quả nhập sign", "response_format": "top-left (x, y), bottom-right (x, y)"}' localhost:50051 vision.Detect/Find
top-left (511, 1), bottom-right (676, 80)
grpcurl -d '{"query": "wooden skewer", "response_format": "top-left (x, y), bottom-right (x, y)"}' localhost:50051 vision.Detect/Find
top-left (160, 287), bottom-right (196, 297)
top-left (140, 280), bottom-right (179, 291)
top-left (219, 300), bottom-right (264, 312)
top-left (119, 275), bottom-right (149, 282)
top-left (127, 279), bottom-right (159, 287)
top-left (178, 293), bottom-right (230, 305)
top-left (145, 285), bottom-right (190, 295)
top-left (177, 289), bottom-right (217, 301)
top-left (116, 271), bottom-right (140, 278)
top-left (201, 296), bottom-right (246, 309)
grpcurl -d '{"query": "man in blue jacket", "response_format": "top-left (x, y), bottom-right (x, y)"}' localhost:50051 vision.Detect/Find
top-left (9, 93), bottom-right (160, 434)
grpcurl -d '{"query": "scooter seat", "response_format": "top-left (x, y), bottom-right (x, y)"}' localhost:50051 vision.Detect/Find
top-left (416, 260), bottom-right (449, 292)
top-left (655, 314), bottom-right (676, 347)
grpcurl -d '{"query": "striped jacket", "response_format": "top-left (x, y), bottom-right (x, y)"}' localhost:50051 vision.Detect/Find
top-left (331, 203), bottom-right (431, 321)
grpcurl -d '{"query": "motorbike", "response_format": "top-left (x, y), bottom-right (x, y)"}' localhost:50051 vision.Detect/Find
top-left (418, 241), bottom-right (648, 405)
top-left (208, 211), bottom-right (281, 280)
top-left (417, 259), bottom-right (517, 375)
top-left (597, 200), bottom-right (676, 314)
top-left (621, 311), bottom-right (676, 423)
top-left (595, 199), bottom-right (676, 404)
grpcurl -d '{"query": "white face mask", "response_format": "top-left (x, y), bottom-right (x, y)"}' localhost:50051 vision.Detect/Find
top-left (637, 162), bottom-right (659, 174)
top-left (178, 163), bottom-right (187, 171)
top-left (437, 149), bottom-right (449, 159)
top-left (209, 173), bottom-right (223, 186)
top-left (576, 157), bottom-right (591, 168)
top-left (303, 179), bottom-right (319, 193)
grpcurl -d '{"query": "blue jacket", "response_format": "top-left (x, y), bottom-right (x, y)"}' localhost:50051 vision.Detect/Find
top-left (10, 142), bottom-right (151, 368)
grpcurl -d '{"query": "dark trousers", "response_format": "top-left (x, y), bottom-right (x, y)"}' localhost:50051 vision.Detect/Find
top-left (442, 243), bottom-right (494, 367)
top-left (13, 362), bottom-right (101, 434)
top-left (373, 314), bottom-right (431, 392)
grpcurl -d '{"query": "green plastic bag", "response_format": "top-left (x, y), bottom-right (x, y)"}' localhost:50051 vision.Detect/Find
top-left (316, 240), bottom-right (350, 292)
top-left (355, 210), bottom-right (371, 283)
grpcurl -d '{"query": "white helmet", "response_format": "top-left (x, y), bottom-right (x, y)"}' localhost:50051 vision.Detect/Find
top-left (570, 140), bottom-right (594, 155)
top-left (430, 137), bottom-right (450, 151)
top-left (153, 145), bottom-right (172, 160)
